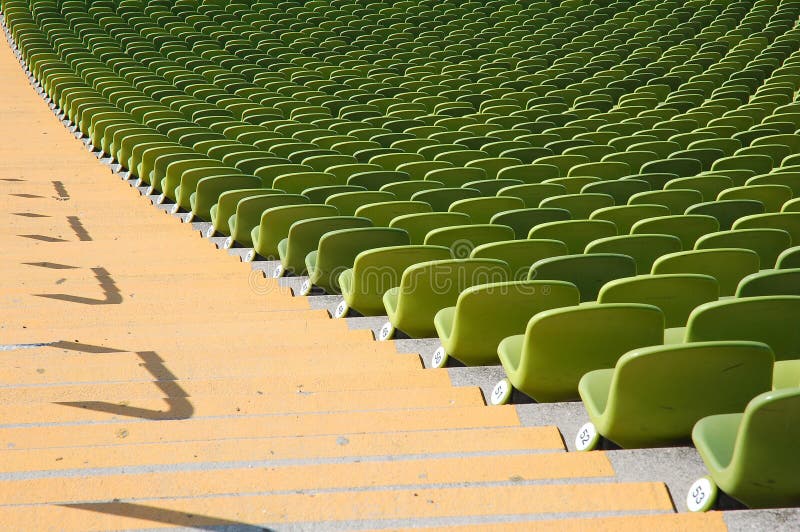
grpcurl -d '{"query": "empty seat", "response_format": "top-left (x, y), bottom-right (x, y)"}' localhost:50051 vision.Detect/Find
top-left (579, 341), bottom-right (773, 449)
top-left (337, 245), bottom-right (452, 318)
top-left (424, 224), bottom-right (515, 258)
top-left (380, 258), bottom-right (511, 340)
top-left (389, 212), bottom-right (471, 245)
top-left (586, 234), bottom-right (682, 274)
top-left (598, 274), bottom-right (719, 328)
top-left (529, 254), bottom-right (637, 302)
top-left (433, 280), bottom-right (580, 367)
top-left (355, 201), bottom-right (432, 227)
top-left (631, 215), bottom-right (720, 249)
top-left (737, 269), bottom-right (800, 298)
top-left (695, 229), bottom-right (792, 268)
top-left (250, 204), bottom-right (338, 261)
top-left (278, 216), bottom-right (373, 276)
top-left (590, 204), bottom-right (671, 234)
top-left (692, 388), bottom-right (800, 510)
top-left (304, 227), bottom-right (410, 295)
top-left (686, 200), bottom-right (765, 231)
top-left (652, 249), bottom-right (760, 297)
top-left (493, 303), bottom-right (664, 403)
top-left (529, 220), bottom-right (617, 254)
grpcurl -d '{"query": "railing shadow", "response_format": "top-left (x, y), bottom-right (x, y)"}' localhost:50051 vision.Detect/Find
top-left (56, 351), bottom-right (194, 420)
top-left (60, 502), bottom-right (275, 531)
top-left (36, 267), bottom-right (122, 305)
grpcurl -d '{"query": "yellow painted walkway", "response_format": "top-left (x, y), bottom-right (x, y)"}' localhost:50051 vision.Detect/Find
top-left (0, 27), bottom-right (726, 531)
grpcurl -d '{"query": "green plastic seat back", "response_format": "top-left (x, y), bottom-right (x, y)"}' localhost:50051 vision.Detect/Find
top-left (567, 161), bottom-right (631, 179)
top-left (437, 280), bottom-right (580, 366)
top-left (386, 258), bottom-right (512, 337)
top-left (231, 193), bottom-right (309, 244)
top-left (253, 204), bottom-right (338, 259)
top-left (302, 185), bottom-right (367, 204)
top-left (497, 183), bottom-right (567, 206)
top-left (529, 219), bottom-right (617, 254)
top-left (746, 172), bottom-right (800, 196)
top-left (664, 175), bottom-right (734, 202)
top-left (718, 184), bottom-right (794, 212)
top-left (530, 253), bottom-right (637, 302)
top-left (341, 245), bottom-right (453, 315)
top-left (686, 296), bottom-right (800, 360)
top-left (736, 269), bottom-right (800, 298)
top-left (652, 248), bottom-right (760, 297)
top-left (424, 166), bottom-right (487, 187)
top-left (589, 204), bottom-right (671, 234)
top-left (582, 179), bottom-right (650, 205)
top-left (281, 216), bottom-right (373, 274)
top-left (490, 207), bottom-right (571, 240)
top-left (587, 341), bottom-right (773, 448)
top-left (701, 388), bottom-right (800, 508)
top-left (389, 211), bottom-right (472, 244)
top-left (540, 193), bottom-right (615, 219)
top-left (325, 163), bottom-right (383, 182)
top-left (598, 274), bottom-right (719, 327)
top-left (310, 227), bottom-right (410, 293)
top-left (380, 180), bottom-right (444, 200)
top-left (777, 246), bottom-right (800, 269)
top-left (628, 189), bottom-right (703, 214)
top-left (695, 229), bottom-right (791, 268)
top-left (272, 171), bottom-right (336, 194)
top-left (631, 215), bottom-right (720, 249)
top-left (355, 200), bottom-right (432, 226)
top-left (424, 224), bottom-right (515, 258)
top-left (733, 212), bottom-right (800, 243)
top-left (506, 303), bottom-right (664, 402)
top-left (687, 200), bottom-right (766, 231)
top-left (325, 191), bottom-right (395, 216)
top-left (347, 170), bottom-right (410, 190)
top-left (497, 163), bottom-right (561, 183)
top-left (586, 234), bottom-right (683, 274)
top-left (471, 239), bottom-right (569, 281)
top-left (411, 187), bottom-right (482, 211)
top-left (448, 196), bottom-right (525, 224)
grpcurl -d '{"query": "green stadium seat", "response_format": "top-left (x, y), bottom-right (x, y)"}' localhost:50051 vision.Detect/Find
top-left (355, 201), bottom-right (432, 227)
top-left (578, 341), bottom-right (773, 450)
top-left (586, 234), bottom-right (683, 274)
top-left (529, 253), bottom-right (637, 302)
top-left (733, 212), bottom-right (800, 242)
top-left (432, 280), bottom-right (580, 368)
top-left (278, 216), bottom-right (373, 276)
top-left (540, 193), bottom-right (615, 219)
top-left (691, 388), bottom-right (800, 510)
top-left (652, 248), bottom-right (761, 297)
top-left (736, 269), bottom-right (800, 298)
top-left (695, 229), bottom-right (792, 268)
top-left (389, 211), bottom-right (471, 245)
top-left (250, 204), bottom-right (338, 262)
top-left (229, 193), bottom-right (309, 247)
top-left (325, 191), bottom-right (396, 216)
top-left (336, 245), bottom-right (452, 318)
top-left (303, 227), bottom-right (410, 295)
top-left (632, 214), bottom-right (720, 249)
top-left (380, 258), bottom-right (511, 340)
top-left (777, 246), bottom-right (800, 269)
top-left (529, 219), bottom-right (617, 254)
top-left (492, 303), bottom-right (664, 404)
top-left (448, 196), bottom-right (525, 224)
top-left (598, 274), bottom-right (719, 328)
top-left (590, 204), bottom-right (671, 234)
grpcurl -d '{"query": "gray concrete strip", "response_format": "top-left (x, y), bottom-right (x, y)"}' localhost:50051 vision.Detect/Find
top-left (515, 402), bottom-right (589, 452)
top-left (724, 508), bottom-right (800, 531)
top-left (607, 447), bottom-right (706, 513)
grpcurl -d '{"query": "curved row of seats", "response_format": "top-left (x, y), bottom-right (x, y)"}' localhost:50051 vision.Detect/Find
top-left (4, 0), bottom-right (800, 514)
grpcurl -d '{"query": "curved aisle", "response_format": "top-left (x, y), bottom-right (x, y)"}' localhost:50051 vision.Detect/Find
top-left (0, 14), bottom-right (726, 532)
